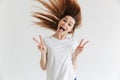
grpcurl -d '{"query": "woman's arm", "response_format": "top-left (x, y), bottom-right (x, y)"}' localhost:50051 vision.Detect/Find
top-left (72, 53), bottom-right (78, 70)
top-left (40, 52), bottom-right (47, 70)
top-left (33, 35), bottom-right (48, 71)
top-left (72, 39), bottom-right (89, 70)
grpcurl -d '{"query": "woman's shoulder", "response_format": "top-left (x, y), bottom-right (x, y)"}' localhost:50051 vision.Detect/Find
top-left (67, 35), bottom-right (77, 41)
top-left (43, 34), bottom-right (77, 43)
top-left (43, 35), bottom-right (53, 41)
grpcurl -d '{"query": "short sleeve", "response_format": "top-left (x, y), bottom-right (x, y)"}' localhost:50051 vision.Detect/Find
top-left (72, 39), bottom-right (78, 52)
top-left (42, 36), bottom-right (49, 49)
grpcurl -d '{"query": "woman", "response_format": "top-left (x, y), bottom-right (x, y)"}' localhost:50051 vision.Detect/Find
top-left (32, 0), bottom-right (89, 80)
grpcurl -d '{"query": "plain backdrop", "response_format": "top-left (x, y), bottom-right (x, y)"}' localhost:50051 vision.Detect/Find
top-left (0, 0), bottom-right (120, 80)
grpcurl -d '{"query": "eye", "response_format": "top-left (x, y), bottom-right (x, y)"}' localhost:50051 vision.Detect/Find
top-left (63, 19), bottom-right (67, 22)
top-left (68, 23), bottom-right (72, 26)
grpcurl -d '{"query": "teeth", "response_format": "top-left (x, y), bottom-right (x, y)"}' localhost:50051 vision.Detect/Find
top-left (59, 26), bottom-right (65, 31)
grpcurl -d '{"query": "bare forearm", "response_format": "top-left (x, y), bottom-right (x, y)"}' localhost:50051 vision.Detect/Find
top-left (40, 53), bottom-right (47, 70)
top-left (72, 53), bottom-right (78, 70)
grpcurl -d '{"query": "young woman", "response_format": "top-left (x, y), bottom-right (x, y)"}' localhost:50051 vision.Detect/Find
top-left (32, 0), bottom-right (89, 80)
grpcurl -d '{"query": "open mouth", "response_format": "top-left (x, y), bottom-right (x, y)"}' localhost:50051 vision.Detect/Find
top-left (59, 26), bottom-right (65, 31)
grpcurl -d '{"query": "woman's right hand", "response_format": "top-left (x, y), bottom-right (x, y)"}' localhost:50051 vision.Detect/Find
top-left (33, 35), bottom-right (47, 54)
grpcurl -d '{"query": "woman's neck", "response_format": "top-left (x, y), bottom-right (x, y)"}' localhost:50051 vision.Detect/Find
top-left (53, 33), bottom-right (67, 40)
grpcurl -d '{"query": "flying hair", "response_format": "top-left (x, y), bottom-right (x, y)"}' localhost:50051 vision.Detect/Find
top-left (32, 0), bottom-right (82, 34)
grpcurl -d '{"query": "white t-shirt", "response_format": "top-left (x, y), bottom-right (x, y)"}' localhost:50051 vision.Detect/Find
top-left (43, 35), bottom-right (78, 80)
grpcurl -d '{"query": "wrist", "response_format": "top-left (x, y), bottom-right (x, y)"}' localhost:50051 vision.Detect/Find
top-left (41, 51), bottom-right (47, 54)
top-left (74, 51), bottom-right (79, 58)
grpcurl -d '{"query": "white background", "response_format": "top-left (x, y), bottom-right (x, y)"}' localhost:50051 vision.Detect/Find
top-left (0, 0), bottom-right (120, 80)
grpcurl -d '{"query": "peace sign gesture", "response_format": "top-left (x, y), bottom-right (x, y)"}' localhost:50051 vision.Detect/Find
top-left (74, 39), bottom-right (89, 56)
top-left (33, 35), bottom-right (47, 54)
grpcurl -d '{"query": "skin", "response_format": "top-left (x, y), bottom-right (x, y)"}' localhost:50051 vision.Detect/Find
top-left (33, 15), bottom-right (89, 71)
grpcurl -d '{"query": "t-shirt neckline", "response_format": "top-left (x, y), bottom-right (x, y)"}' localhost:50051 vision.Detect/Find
top-left (51, 35), bottom-right (69, 41)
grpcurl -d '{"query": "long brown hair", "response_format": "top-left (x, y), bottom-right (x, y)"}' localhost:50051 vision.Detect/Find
top-left (32, 0), bottom-right (82, 35)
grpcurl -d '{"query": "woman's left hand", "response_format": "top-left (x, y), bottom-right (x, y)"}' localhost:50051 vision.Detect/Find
top-left (74, 39), bottom-right (89, 56)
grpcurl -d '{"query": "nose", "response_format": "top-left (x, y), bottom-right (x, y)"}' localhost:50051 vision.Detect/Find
top-left (63, 22), bottom-right (68, 26)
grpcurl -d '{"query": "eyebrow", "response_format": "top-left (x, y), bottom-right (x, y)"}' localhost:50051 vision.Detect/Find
top-left (64, 17), bottom-right (74, 24)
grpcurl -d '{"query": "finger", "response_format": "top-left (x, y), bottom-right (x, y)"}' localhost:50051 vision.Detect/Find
top-left (79, 39), bottom-right (84, 46)
top-left (39, 35), bottom-right (45, 46)
top-left (82, 40), bottom-right (89, 46)
top-left (79, 46), bottom-right (84, 48)
top-left (38, 44), bottom-right (42, 48)
top-left (33, 37), bottom-right (39, 43)
top-left (39, 35), bottom-right (43, 43)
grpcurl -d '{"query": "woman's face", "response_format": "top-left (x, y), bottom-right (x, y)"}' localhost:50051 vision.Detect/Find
top-left (56, 15), bottom-right (75, 35)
